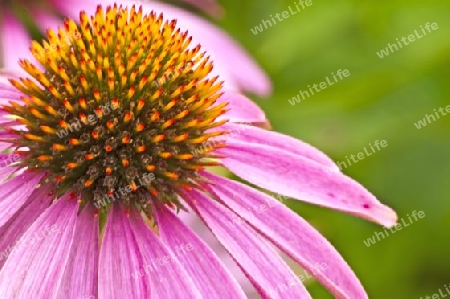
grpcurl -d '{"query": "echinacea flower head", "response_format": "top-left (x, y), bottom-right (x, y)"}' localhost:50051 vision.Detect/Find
top-left (0, 5), bottom-right (397, 299)
top-left (6, 5), bottom-right (226, 208)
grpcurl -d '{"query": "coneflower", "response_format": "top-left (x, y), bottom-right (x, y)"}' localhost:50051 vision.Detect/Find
top-left (0, 5), bottom-right (396, 298)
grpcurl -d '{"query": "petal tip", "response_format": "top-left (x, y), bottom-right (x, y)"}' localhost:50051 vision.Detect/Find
top-left (371, 204), bottom-right (398, 228)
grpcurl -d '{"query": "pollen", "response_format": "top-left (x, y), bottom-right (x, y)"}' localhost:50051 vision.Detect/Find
top-left (2, 5), bottom-right (227, 211)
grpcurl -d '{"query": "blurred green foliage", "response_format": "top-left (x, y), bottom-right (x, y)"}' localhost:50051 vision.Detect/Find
top-left (214, 0), bottom-right (450, 298)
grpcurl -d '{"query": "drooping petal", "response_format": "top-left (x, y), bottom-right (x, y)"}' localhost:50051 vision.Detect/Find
top-left (0, 183), bottom-right (54, 268)
top-left (220, 122), bottom-right (338, 169)
top-left (0, 171), bottom-right (44, 227)
top-left (184, 189), bottom-right (311, 299)
top-left (217, 141), bottom-right (397, 227)
top-left (99, 203), bottom-right (150, 299)
top-left (57, 204), bottom-right (99, 299)
top-left (203, 172), bottom-right (369, 299)
top-left (129, 206), bottom-right (201, 298)
top-left (153, 203), bottom-right (246, 298)
top-left (217, 92), bottom-right (268, 125)
top-left (0, 10), bottom-right (32, 70)
top-left (0, 195), bottom-right (79, 298)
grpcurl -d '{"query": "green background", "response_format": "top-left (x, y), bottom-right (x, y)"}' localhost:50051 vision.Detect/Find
top-left (208, 0), bottom-right (449, 298)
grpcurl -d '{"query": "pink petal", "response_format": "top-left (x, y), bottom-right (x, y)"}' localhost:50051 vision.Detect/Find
top-left (0, 171), bottom-right (44, 227)
top-left (204, 172), bottom-right (369, 298)
top-left (184, 189), bottom-right (312, 299)
top-left (0, 195), bottom-right (79, 298)
top-left (99, 203), bottom-right (150, 298)
top-left (0, 183), bottom-right (53, 268)
top-left (221, 122), bottom-right (339, 169)
top-left (129, 206), bottom-right (201, 298)
top-left (218, 92), bottom-right (268, 125)
top-left (57, 204), bottom-right (99, 299)
top-left (217, 141), bottom-right (397, 227)
top-left (153, 203), bottom-right (246, 298)
top-left (0, 11), bottom-right (32, 71)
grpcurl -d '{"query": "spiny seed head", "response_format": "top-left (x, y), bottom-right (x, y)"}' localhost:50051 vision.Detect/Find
top-left (2, 5), bottom-right (228, 210)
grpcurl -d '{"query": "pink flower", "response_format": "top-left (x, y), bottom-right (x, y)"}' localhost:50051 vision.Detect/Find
top-left (0, 0), bottom-right (270, 96)
top-left (0, 5), bottom-right (397, 299)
